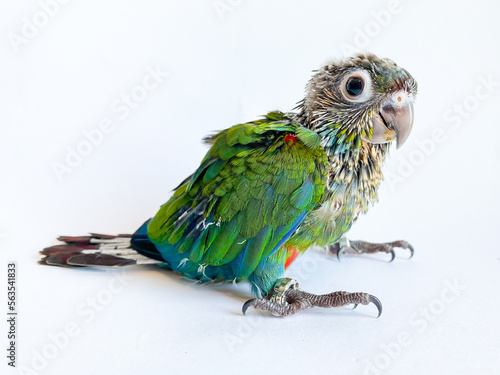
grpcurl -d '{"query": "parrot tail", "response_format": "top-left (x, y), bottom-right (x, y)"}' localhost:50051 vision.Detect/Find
top-left (39, 230), bottom-right (163, 268)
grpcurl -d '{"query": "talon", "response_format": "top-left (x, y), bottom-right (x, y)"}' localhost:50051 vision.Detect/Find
top-left (242, 298), bottom-right (257, 315)
top-left (333, 239), bottom-right (415, 261)
top-left (407, 243), bottom-right (415, 259)
top-left (369, 295), bottom-right (383, 318)
top-left (328, 243), bottom-right (340, 254)
top-left (241, 278), bottom-right (383, 318)
top-left (337, 248), bottom-right (345, 261)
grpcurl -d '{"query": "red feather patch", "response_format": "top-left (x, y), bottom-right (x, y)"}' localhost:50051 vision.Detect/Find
top-left (285, 248), bottom-right (300, 269)
top-left (284, 134), bottom-right (297, 146)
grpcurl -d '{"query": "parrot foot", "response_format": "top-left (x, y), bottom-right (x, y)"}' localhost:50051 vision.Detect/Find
top-left (328, 238), bottom-right (414, 262)
top-left (242, 278), bottom-right (381, 318)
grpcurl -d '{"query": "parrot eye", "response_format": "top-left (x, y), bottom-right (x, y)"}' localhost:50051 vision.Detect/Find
top-left (346, 77), bottom-right (364, 96)
top-left (341, 70), bottom-right (373, 103)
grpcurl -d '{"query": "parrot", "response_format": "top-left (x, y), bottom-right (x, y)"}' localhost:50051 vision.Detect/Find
top-left (40, 53), bottom-right (417, 317)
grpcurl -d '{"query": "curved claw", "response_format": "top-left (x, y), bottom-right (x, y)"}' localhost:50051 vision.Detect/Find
top-left (407, 243), bottom-right (415, 259)
top-left (337, 248), bottom-right (345, 261)
top-left (369, 295), bottom-right (383, 318)
top-left (388, 249), bottom-right (396, 263)
top-left (242, 298), bottom-right (257, 315)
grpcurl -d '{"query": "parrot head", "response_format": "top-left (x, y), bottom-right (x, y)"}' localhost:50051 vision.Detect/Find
top-left (300, 53), bottom-right (417, 151)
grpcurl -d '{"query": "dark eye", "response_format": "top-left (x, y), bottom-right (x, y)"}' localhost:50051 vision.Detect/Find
top-left (346, 77), bottom-right (364, 97)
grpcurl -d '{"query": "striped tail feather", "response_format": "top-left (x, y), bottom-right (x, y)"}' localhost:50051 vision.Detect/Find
top-left (39, 233), bottom-right (163, 267)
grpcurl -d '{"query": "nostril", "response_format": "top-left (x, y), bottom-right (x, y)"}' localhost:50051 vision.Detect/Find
top-left (391, 91), bottom-right (410, 107)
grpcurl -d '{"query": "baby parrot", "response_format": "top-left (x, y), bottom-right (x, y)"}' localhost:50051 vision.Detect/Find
top-left (40, 53), bottom-right (417, 317)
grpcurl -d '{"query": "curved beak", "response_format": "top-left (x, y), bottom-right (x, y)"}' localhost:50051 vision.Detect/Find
top-left (364, 93), bottom-right (415, 149)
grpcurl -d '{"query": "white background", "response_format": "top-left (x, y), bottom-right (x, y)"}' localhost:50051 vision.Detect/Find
top-left (1, 0), bottom-right (500, 374)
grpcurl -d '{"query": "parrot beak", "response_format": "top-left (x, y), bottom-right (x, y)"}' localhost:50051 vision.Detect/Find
top-left (364, 91), bottom-right (415, 149)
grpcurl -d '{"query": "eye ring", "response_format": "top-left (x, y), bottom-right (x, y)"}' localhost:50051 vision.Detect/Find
top-left (340, 70), bottom-right (373, 103)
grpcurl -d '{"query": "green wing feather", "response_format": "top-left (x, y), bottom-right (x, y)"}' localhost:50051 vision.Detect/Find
top-left (147, 112), bottom-right (328, 280)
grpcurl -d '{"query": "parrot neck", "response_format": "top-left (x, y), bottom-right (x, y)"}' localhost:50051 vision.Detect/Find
top-left (294, 102), bottom-right (371, 155)
top-left (325, 141), bottom-right (389, 215)
top-left (293, 107), bottom-right (375, 156)
top-left (293, 107), bottom-right (389, 213)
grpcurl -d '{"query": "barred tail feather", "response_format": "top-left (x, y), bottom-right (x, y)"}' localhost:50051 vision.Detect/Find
top-left (40, 233), bottom-right (163, 267)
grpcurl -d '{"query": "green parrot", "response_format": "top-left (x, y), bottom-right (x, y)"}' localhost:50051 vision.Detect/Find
top-left (40, 53), bottom-right (417, 317)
